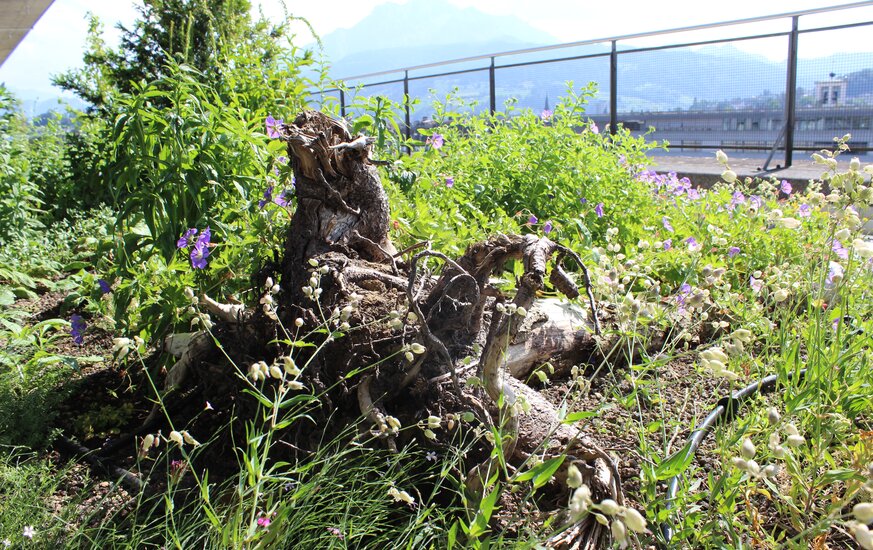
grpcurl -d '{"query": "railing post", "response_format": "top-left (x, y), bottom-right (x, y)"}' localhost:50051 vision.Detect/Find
top-left (610, 41), bottom-right (618, 135)
top-left (339, 88), bottom-right (346, 119)
top-left (784, 16), bottom-right (799, 168)
top-left (404, 70), bottom-right (411, 152)
top-left (489, 57), bottom-right (496, 115)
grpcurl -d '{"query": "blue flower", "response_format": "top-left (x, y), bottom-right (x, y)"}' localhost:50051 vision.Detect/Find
top-left (177, 228), bottom-right (197, 249)
top-left (97, 279), bottom-right (112, 294)
top-left (70, 314), bottom-right (86, 345)
top-left (266, 116), bottom-right (283, 139)
top-left (190, 226), bottom-right (212, 269)
top-left (594, 202), bottom-right (604, 218)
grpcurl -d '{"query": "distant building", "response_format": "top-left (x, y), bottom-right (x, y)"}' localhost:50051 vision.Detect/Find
top-left (815, 79), bottom-right (848, 107)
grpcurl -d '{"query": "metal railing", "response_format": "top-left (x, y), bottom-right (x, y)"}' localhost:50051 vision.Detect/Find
top-left (315, 2), bottom-right (873, 169)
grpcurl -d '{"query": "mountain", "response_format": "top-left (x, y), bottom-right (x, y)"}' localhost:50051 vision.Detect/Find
top-left (313, 0), bottom-right (557, 79)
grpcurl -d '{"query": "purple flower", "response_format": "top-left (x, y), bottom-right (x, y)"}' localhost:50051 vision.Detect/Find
top-left (265, 115), bottom-right (283, 139)
top-left (273, 188), bottom-right (293, 207)
top-left (177, 228), bottom-right (197, 249)
top-left (543, 220), bottom-right (553, 234)
top-left (70, 314), bottom-right (86, 345)
top-left (826, 261), bottom-right (843, 285)
top-left (594, 202), bottom-right (604, 218)
top-left (687, 188), bottom-right (701, 200)
top-left (663, 239), bottom-right (672, 250)
top-left (97, 279), bottom-right (112, 294)
top-left (749, 195), bottom-right (764, 211)
top-left (259, 185), bottom-right (274, 209)
top-left (685, 236), bottom-right (700, 251)
top-left (590, 122), bottom-right (600, 134)
top-left (750, 276), bottom-right (763, 294)
top-left (541, 109), bottom-right (553, 121)
top-left (780, 180), bottom-right (792, 195)
top-left (662, 216), bottom-right (674, 233)
top-left (191, 246), bottom-right (210, 270)
top-left (277, 155), bottom-right (288, 164)
top-left (579, 197), bottom-right (587, 205)
top-left (190, 227), bottom-right (211, 270)
top-left (528, 214), bottom-right (538, 225)
top-left (445, 176), bottom-right (454, 188)
top-left (427, 133), bottom-right (444, 149)
top-left (832, 239), bottom-right (848, 260)
top-left (728, 246), bottom-right (741, 258)
top-left (257, 515), bottom-right (272, 528)
top-left (327, 527), bottom-right (345, 540)
top-left (798, 203), bottom-right (811, 218)
top-left (730, 191), bottom-right (746, 210)
top-left (675, 283), bottom-right (692, 307)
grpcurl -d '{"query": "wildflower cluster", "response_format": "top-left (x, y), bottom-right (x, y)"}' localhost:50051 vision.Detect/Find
top-left (183, 287), bottom-right (213, 330)
top-left (566, 466), bottom-right (647, 548)
top-left (177, 226), bottom-right (212, 269)
top-left (248, 355), bottom-right (305, 393)
top-left (138, 429), bottom-right (200, 458)
top-left (259, 276), bottom-right (281, 320)
top-left (302, 258), bottom-right (326, 301)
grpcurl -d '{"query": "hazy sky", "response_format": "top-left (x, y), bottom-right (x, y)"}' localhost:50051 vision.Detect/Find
top-left (2, 0), bottom-right (872, 100)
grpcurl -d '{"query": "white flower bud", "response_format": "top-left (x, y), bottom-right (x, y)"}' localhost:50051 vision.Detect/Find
top-left (716, 150), bottom-right (728, 163)
top-left (599, 499), bottom-right (621, 515)
top-left (721, 169), bottom-right (737, 183)
top-left (767, 407), bottom-right (781, 425)
top-left (610, 519), bottom-right (627, 543)
top-left (853, 239), bottom-right (873, 260)
top-left (168, 430), bottom-right (184, 446)
top-left (287, 380), bottom-right (304, 391)
top-left (182, 431), bottom-right (200, 446)
top-left (854, 502), bottom-right (873, 524)
top-left (294, 318), bottom-right (304, 327)
top-left (786, 434), bottom-right (806, 447)
top-left (622, 507), bottom-right (647, 533)
top-left (741, 438), bottom-right (756, 459)
top-left (410, 343), bottom-right (426, 355)
top-left (269, 365), bottom-right (284, 379)
top-left (140, 434), bottom-right (155, 455)
top-left (773, 289), bottom-right (789, 303)
top-left (567, 464), bottom-right (583, 489)
top-left (427, 415), bottom-right (441, 429)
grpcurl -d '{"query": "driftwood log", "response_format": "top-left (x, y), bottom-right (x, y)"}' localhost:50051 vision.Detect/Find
top-left (148, 110), bottom-right (626, 547)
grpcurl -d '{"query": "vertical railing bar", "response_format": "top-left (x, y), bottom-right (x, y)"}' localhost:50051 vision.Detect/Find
top-left (339, 88), bottom-right (346, 119)
top-left (404, 70), bottom-right (411, 154)
top-left (489, 57), bottom-right (496, 115)
top-left (784, 16), bottom-right (799, 168)
top-left (610, 40), bottom-right (618, 135)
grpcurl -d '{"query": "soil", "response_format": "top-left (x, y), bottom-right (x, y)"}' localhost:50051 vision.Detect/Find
top-left (11, 285), bottom-right (749, 545)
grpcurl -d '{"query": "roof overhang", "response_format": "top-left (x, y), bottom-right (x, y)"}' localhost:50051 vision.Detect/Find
top-left (0, 0), bottom-right (55, 67)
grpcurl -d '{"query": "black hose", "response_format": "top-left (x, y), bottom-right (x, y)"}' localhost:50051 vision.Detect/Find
top-left (659, 368), bottom-right (806, 545)
top-left (54, 434), bottom-right (144, 494)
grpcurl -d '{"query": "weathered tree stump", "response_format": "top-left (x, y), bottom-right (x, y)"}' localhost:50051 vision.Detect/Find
top-left (153, 110), bottom-right (625, 547)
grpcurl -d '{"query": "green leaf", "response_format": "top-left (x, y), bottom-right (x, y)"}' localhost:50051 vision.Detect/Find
top-left (654, 440), bottom-right (695, 481)
top-left (0, 288), bottom-right (14, 306)
top-left (514, 456), bottom-right (565, 489)
top-left (561, 410), bottom-right (599, 424)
